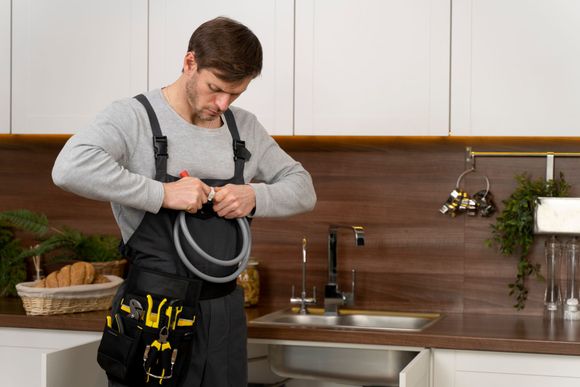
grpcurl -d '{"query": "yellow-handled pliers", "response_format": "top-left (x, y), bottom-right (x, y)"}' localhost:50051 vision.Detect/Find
top-left (144, 326), bottom-right (173, 383)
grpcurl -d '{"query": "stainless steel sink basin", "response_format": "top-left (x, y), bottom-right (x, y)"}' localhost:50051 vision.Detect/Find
top-left (251, 307), bottom-right (441, 332)
top-left (269, 344), bottom-right (422, 386)
top-left (252, 308), bottom-right (438, 385)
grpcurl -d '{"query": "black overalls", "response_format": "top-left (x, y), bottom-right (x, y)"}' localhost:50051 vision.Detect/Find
top-left (100, 95), bottom-right (249, 387)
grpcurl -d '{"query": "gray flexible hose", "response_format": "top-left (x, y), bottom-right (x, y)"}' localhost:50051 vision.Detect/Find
top-left (173, 211), bottom-right (252, 283)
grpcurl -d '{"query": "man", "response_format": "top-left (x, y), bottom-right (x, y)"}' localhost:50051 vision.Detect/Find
top-left (52, 17), bottom-right (316, 387)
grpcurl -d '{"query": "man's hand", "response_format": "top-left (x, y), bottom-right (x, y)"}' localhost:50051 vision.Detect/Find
top-left (162, 177), bottom-right (211, 213)
top-left (212, 184), bottom-right (256, 219)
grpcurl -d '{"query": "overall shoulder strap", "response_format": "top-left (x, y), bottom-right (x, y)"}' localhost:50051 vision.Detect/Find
top-left (134, 94), bottom-right (168, 182)
top-left (223, 109), bottom-right (251, 182)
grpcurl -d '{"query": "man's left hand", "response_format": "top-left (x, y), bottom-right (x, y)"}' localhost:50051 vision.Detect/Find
top-left (212, 184), bottom-right (256, 219)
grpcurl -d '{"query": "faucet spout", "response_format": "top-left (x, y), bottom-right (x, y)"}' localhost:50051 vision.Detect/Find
top-left (325, 225), bottom-right (365, 315)
top-left (352, 226), bottom-right (365, 246)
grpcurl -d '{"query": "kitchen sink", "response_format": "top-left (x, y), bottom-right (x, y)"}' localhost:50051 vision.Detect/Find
top-left (251, 307), bottom-right (441, 332)
top-left (251, 308), bottom-right (437, 385)
top-left (267, 344), bottom-right (428, 386)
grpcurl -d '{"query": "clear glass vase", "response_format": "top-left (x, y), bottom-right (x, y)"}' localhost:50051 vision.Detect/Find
top-left (544, 236), bottom-right (562, 311)
top-left (564, 237), bottom-right (580, 319)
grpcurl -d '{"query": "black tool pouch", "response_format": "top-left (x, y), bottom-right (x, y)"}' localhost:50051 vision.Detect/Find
top-left (97, 267), bottom-right (201, 387)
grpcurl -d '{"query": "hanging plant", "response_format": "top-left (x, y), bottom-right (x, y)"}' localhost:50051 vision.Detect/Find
top-left (486, 172), bottom-right (570, 310)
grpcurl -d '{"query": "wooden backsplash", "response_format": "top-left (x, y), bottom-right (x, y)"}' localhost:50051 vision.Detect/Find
top-left (3, 135), bottom-right (580, 316)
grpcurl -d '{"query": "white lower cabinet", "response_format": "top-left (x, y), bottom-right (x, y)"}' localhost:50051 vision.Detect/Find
top-left (17, 330), bottom-right (580, 387)
top-left (0, 328), bottom-right (105, 387)
top-left (248, 339), bottom-right (431, 387)
top-left (433, 349), bottom-right (580, 387)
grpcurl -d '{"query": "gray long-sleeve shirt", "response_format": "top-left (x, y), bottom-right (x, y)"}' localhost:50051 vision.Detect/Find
top-left (52, 89), bottom-right (316, 242)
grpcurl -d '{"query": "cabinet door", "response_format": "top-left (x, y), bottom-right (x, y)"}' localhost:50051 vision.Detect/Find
top-left (0, 328), bottom-right (104, 387)
top-left (44, 339), bottom-right (106, 387)
top-left (294, 0), bottom-right (450, 136)
top-left (400, 348), bottom-right (431, 387)
top-left (433, 349), bottom-right (580, 387)
top-left (451, 0), bottom-right (580, 136)
top-left (0, 0), bottom-right (9, 133)
top-left (12, 0), bottom-right (147, 134)
top-left (149, 0), bottom-right (294, 135)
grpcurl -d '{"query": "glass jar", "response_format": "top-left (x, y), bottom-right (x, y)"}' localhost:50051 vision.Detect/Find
top-left (544, 236), bottom-right (563, 311)
top-left (565, 237), bottom-right (580, 302)
top-left (237, 258), bottom-right (260, 307)
top-left (564, 237), bottom-right (580, 319)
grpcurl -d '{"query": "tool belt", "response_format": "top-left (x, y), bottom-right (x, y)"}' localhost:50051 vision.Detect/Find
top-left (97, 267), bottom-right (202, 386)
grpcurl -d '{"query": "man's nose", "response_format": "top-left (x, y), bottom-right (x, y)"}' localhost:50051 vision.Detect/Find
top-left (215, 93), bottom-right (231, 112)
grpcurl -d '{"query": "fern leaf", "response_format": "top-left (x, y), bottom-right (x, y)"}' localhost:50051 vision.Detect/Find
top-left (0, 209), bottom-right (49, 236)
top-left (20, 235), bottom-right (74, 258)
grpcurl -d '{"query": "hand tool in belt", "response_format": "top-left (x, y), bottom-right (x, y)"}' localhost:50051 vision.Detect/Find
top-left (129, 299), bottom-right (144, 320)
top-left (114, 313), bottom-right (125, 334)
top-left (145, 294), bottom-right (167, 328)
top-left (144, 326), bottom-right (170, 382)
top-left (171, 306), bottom-right (183, 330)
top-left (105, 314), bottom-right (124, 334)
top-left (120, 298), bottom-right (144, 321)
top-left (164, 299), bottom-right (182, 332)
top-left (143, 325), bottom-right (177, 382)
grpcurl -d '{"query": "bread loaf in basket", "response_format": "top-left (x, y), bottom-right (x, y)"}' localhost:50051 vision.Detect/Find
top-left (16, 274), bottom-right (123, 316)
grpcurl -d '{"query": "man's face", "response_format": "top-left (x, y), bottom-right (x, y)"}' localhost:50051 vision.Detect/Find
top-left (185, 67), bottom-right (252, 124)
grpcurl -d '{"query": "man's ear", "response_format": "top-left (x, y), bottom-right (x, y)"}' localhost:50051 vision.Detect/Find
top-left (183, 51), bottom-right (197, 73)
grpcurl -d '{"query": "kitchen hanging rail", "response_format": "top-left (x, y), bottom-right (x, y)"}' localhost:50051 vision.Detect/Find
top-left (465, 147), bottom-right (580, 180)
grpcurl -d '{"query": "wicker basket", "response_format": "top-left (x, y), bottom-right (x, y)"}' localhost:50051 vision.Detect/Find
top-left (15, 275), bottom-right (124, 316)
top-left (91, 259), bottom-right (127, 277)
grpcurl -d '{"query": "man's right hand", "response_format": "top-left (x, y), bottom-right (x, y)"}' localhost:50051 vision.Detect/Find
top-left (162, 176), bottom-right (211, 213)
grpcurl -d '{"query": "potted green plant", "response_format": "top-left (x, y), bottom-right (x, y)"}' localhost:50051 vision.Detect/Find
top-left (487, 172), bottom-right (570, 310)
top-left (72, 233), bottom-right (126, 277)
top-left (0, 220), bottom-right (27, 296)
top-left (0, 209), bottom-right (125, 278)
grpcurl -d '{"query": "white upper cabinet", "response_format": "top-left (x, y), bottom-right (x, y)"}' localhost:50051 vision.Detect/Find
top-left (294, 0), bottom-right (451, 136)
top-left (148, 0), bottom-right (294, 136)
top-left (451, 0), bottom-right (580, 136)
top-left (11, 0), bottom-right (147, 134)
top-left (0, 0), bottom-right (9, 134)
top-left (12, 1), bottom-right (578, 136)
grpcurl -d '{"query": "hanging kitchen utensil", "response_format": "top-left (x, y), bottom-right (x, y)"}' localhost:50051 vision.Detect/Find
top-left (440, 168), bottom-right (496, 217)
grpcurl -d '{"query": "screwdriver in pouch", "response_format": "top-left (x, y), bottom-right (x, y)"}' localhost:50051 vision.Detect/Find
top-left (114, 313), bottom-right (124, 334)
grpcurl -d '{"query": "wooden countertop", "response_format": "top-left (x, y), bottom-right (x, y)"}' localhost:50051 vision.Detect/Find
top-left (1, 297), bottom-right (579, 356)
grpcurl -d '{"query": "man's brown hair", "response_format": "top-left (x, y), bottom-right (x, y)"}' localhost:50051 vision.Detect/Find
top-left (188, 17), bottom-right (263, 82)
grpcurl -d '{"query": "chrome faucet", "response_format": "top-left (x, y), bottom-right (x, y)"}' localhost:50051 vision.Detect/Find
top-left (324, 225), bottom-right (365, 315)
top-left (291, 238), bottom-right (316, 314)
